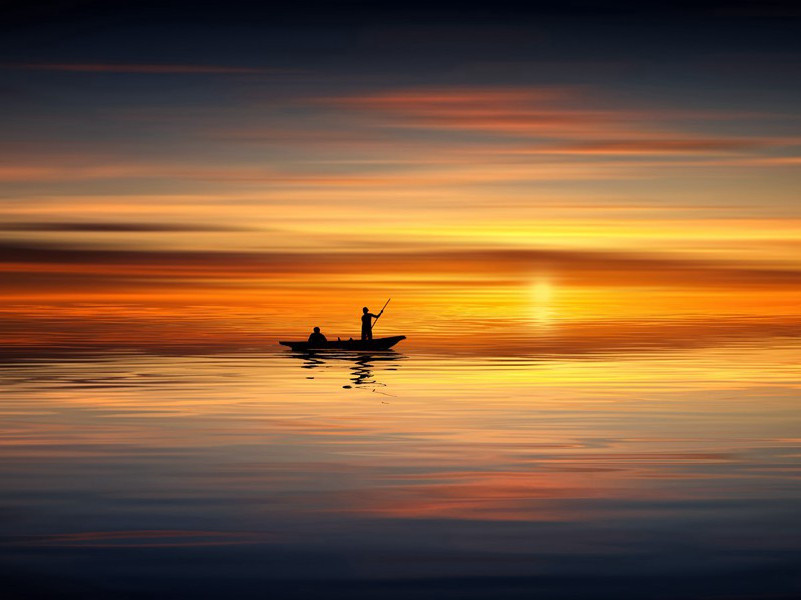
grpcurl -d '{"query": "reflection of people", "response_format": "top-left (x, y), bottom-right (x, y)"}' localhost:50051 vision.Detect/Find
top-left (351, 354), bottom-right (374, 385)
top-left (289, 350), bottom-right (403, 389)
top-left (361, 306), bottom-right (382, 341)
top-left (307, 326), bottom-right (327, 347)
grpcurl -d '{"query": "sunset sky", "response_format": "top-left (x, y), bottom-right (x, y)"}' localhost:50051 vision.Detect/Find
top-left (2, 1), bottom-right (800, 353)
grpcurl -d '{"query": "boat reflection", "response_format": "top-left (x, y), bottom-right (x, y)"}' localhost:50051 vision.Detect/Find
top-left (288, 351), bottom-right (405, 389)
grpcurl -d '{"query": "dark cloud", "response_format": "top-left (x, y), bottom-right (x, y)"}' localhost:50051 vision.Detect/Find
top-left (0, 222), bottom-right (252, 232)
top-left (1, 63), bottom-right (280, 74)
top-left (1, 241), bottom-right (800, 289)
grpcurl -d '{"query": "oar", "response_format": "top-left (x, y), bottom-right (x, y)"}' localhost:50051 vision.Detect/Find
top-left (371, 298), bottom-right (391, 332)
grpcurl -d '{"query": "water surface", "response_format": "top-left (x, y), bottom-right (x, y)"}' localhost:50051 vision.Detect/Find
top-left (2, 342), bottom-right (800, 598)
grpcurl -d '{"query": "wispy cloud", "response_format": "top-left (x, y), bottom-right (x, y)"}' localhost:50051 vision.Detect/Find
top-left (2, 242), bottom-right (800, 290)
top-left (13, 530), bottom-right (267, 548)
top-left (0, 163), bottom-right (284, 183)
top-left (0, 222), bottom-right (252, 233)
top-left (323, 87), bottom-right (620, 138)
top-left (537, 139), bottom-right (773, 155)
top-left (321, 87), bottom-right (792, 159)
top-left (0, 62), bottom-right (287, 75)
top-left (2, 63), bottom-right (279, 74)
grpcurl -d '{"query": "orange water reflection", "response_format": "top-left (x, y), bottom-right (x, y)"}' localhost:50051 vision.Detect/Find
top-left (1, 341), bottom-right (800, 596)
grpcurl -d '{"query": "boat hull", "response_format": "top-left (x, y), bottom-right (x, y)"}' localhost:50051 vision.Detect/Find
top-left (279, 335), bottom-right (406, 352)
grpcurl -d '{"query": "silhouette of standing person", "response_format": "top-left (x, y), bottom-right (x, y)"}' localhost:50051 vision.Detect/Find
top-left (307, 326), bottom-right (327, 347)
top-left (361, 306), bottom-right (382, 341)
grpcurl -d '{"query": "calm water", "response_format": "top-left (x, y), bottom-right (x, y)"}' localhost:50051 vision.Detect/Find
top-left (2, 342), bottom-right (801, 599)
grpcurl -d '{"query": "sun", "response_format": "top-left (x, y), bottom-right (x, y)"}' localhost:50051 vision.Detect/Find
top-left (528, 276), bottom-right (556, 327)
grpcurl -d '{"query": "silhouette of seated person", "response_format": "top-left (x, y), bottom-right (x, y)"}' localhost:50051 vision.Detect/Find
top-left (361, 306), bottom-right (383, 341)
top-left (307, 326), bottom-right (328, 347)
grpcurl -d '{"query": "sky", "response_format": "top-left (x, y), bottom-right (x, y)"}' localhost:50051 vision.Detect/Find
top-left (1, 0), bottom-right (800, 353)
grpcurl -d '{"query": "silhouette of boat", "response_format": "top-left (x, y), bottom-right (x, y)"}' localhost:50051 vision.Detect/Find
top-left (279, 335), bottom-right (406, 352)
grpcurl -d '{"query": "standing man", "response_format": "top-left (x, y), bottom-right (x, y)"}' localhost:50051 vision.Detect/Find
top-left (361, 306), bottom-right (382, 341)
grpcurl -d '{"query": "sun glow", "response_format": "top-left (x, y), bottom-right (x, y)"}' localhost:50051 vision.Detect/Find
top-left (528, 276), bottom-right (556, 328)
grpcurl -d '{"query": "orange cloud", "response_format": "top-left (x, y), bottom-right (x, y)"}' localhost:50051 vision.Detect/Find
top-left (324, 87), bottom-right (624, 138)
top-left (537, 138), bottom-right (773, 155)
top-left (319, 87), bottom-right (790, 161)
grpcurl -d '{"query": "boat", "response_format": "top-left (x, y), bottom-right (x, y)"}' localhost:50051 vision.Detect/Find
top-left (279, 335), bottom-right (406, 352)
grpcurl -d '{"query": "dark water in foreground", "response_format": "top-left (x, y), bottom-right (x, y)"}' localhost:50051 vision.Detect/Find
top-left (2, 343), bottom-right (800, 599)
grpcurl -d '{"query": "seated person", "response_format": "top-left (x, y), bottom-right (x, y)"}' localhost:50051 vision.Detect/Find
top-left (307, 326), bottom-right (328, 346)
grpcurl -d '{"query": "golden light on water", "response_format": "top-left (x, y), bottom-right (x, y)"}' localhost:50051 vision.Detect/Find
top-left (527, 276), bottom-right (556, 328)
